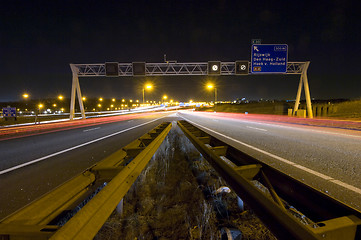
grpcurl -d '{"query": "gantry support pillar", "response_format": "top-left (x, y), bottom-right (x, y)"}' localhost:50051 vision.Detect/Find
top-left (293, 61), bottom-right (313, 118)
top-left (70, 64), bottom-right (86, 120)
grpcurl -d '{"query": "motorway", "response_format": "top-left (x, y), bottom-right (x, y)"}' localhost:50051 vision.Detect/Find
top-left (0, 111), bottom-right (178, 219)
top-left (1, 110), bottom-right (360, 220)
top-left (178, 111), bottom-right (361, 212)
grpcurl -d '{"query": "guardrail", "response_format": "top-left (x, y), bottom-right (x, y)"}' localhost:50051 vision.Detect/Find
top-left (0, 122), bottom-right (172, 240)
top-left (178, 120), bottom-right (361, 240)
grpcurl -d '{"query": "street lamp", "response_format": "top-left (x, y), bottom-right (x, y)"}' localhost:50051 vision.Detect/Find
top-left (163, 95), bottom-right (167, 103)
top-left (22, 93), bottom-right (29, 114)
top-left (58, 95), bottom-right (64, 100)
top-left (35, 103), bottom-right (44, 124)
top-left (207, 84), bottom-right (217, 104)
top-left (143, 84), bottom-right (152, 104)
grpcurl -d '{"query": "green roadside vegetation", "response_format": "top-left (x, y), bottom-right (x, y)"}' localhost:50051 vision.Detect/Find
top-left (197, 99), bottom-right (361, 120)
top-left (325, 99), bottom-right (361, 119)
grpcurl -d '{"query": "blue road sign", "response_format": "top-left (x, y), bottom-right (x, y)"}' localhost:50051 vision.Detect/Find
top-left (251, 44), bottom-right (288, 73)
top-left (2, 107), bottom-right (16, 117)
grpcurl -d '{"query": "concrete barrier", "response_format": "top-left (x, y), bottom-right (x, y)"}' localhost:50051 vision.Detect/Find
top-left (296, 109), bottom-right (306, 118)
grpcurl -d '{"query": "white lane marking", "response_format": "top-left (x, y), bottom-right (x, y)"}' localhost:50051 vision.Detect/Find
top-left (331, 180), bottom-right (361, 194)
top-left (248, 120), bottom-right (361, 139)
top-left (83, 127), bottom-right (100, 132)
top-left (246, 126), bottom-right (267, 132)
top-left (0, 116), bottom-right (166, 175)
top-left (180, 115), bottom-right (361, 195)
top-left (186, 111), bottom-right (361, 139)
top-left (128, 120), bottom-right (133, 122)
top-left (293, 164), bottom-right (333, 180)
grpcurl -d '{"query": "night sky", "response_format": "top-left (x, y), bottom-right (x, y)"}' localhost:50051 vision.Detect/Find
top-left (1, 0), bottom-right (360, 102)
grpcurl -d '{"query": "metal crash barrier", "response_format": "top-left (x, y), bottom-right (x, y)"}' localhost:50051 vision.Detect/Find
top-left (0, 122), bottom-right (172, 240)
top-left (178, 120), bottom-right (361, 240)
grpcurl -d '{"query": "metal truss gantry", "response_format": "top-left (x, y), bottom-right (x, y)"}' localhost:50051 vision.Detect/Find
top-left (69, 61), bottom-right (312, 120)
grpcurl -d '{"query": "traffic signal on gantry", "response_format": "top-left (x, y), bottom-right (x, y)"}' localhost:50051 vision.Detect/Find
top-left (235, 61), bottom-right (249, 75)
top-left (105, 62), bottom-right (119, 76)
top-left (208, 61), bottom-right (221, 75)
top-left (132, 62), bottom-right (146, 76)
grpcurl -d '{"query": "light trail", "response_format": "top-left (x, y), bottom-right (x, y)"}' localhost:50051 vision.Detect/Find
top-left (0, 116), bottom-right (166, 175)
top-left (0, 112), bottom-right (169, 141)
top-left (186, 111), bottom-right (361, 139)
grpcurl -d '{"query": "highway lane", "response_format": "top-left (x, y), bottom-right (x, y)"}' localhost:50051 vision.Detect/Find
top-left (2, 109), bottom-right (360, 220)
top-left (178, 111), bottom-right (361, 211)
top-left (0, 111), bottom-right (178, 219)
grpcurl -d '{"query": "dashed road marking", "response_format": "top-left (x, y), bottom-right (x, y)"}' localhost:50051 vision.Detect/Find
top-left (83, 127), bottom-right (100, 132)
top-left (0, 116), bottom-right (165, 175)
top-left (246, 126), bottom-right (267, 131)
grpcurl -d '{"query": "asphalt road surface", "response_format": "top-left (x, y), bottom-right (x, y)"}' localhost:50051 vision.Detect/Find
top-left (178, 111), bottom-right (361, 212)
top-left (0, 111), bottom-right (178, 219)
top-left (1, 110), bottom-right (360, 220)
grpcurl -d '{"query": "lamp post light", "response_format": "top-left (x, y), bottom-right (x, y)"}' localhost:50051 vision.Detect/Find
top-left (35, 103), bottom-right (44, 124)
top-left (207, 84), bottom-right (217, 112)
top-left (22, 93), bottom-right (29, 114)
top-left (57, 95), bottom-right (65, 112)
top-left (143, 84), bottom-right (152, 104)
top-left (207, 84), bottom-right (217, 104)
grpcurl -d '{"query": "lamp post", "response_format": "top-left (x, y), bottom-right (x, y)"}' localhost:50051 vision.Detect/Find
top-left (56, 95), bottom-right (64, 113)
top-left (22, 93), bottom-right (29, 114)
top-left (207, 84), bottom-right (217, 103)
top-left (163, 95), bottom-right (168, 104)
top-left (35, 103), bottom-right (43, 124)
top-left (143, 84), bottom-right (152, 104)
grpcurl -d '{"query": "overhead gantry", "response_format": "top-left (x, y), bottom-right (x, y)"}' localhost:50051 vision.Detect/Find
top-left (69, 61), bottom-right (313, 120)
